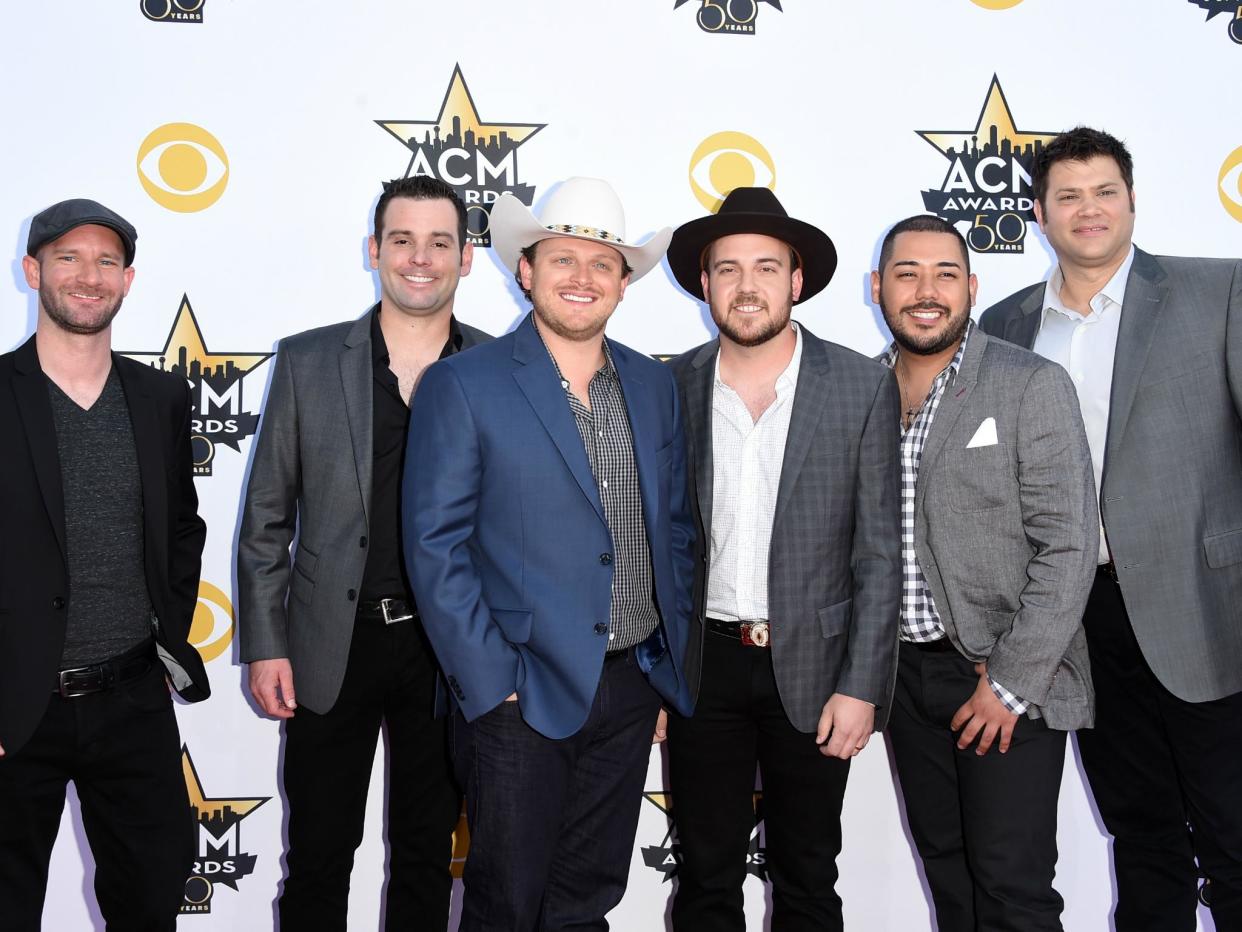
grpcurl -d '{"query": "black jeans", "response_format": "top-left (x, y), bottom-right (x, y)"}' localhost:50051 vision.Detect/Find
top-left (0, 657), bottom-right (192, 932)
top-left (886, 640), bottom-right (1067, 932)
top-left (279, 614), bottom-right (460, 931)
top-left (666, 631), bottom-right (851, 932)
top-left (452, 648), bottom-right (661, 932)
top-left (1077, 570), bottom-right (1242, 932)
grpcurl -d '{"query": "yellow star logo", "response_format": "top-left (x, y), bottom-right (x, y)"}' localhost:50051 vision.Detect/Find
top-left (182, 747), bottom-right (270, 822)
top-left (918, 75), bottom-right (1057, 162)
top-left (641, 790), bottom-right (764, 817)
top-left (377, 64), bottom-right (545, 155)
top-left (122, 294), bottom-right (271, 381)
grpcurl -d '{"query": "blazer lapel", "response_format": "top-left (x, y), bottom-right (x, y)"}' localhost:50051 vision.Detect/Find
top-left (1005, 284), bottom-right (1045, 350)
top-left (1104, 249), bottom-right (1169, 480)
top-left (914, 331), bottom-right (984, 512)
top-left (114, 356), bottom-right (170, 584)
top-left (339, 311), bottom-right (374, 528)
top-left (511, 316), bottom-right (606, 523)
top-left (12, 337), bottom-right (68, 565)
top-left (683, 341), bottom-right (718, 539)
top-left (773, 327), bottom-right (830, 527)
top-left (611, 342), bottom-right (662, 533)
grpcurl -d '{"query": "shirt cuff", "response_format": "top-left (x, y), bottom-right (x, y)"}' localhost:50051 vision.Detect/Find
top-left (988, 674), bottom-right (1030, 715)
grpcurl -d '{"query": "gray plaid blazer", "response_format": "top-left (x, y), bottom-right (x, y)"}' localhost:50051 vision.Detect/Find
top-left (980, 248), bottom-right (1242, 703)
top-left (669, 324), bottom-right (902, 732)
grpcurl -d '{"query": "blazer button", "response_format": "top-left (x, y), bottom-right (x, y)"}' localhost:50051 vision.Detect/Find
top-left (599, 553), bottom-right (613, 565)
top-left (52, 596), bottom-right (66, 610)
top-left (347, 589), bottom-right (357, 601)
top-left (594, 623), bottom-right (608, 635)
top-left (359, 536), bottom-right (368, 548)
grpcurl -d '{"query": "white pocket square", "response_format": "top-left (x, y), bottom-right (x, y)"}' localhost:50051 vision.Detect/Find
top-left (966, 417), bottom-right (998, 449)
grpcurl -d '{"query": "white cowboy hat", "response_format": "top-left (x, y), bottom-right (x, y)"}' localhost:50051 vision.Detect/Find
top-left (490, 177), bottom-right (672, 282)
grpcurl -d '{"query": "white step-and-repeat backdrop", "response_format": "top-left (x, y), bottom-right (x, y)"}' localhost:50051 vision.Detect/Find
top-left (4, 1), bottom-right (1240, 928)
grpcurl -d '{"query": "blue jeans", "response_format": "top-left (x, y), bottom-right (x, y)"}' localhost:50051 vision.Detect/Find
top-left (453, 648), bottom-right (662, 931)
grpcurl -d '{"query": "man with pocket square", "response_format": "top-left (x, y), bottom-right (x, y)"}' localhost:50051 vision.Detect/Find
top-left (874, 214), bottom-right (1098, 932)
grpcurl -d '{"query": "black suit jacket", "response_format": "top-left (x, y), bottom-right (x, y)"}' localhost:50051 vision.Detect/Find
top-left (0, 335), bottom-right (209, 755)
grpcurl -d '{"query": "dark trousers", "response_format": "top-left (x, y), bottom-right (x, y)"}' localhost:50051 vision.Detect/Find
top-left (886, 640), bottom-right (1067, 932)
top-left (0, 659), bottom-right (193, 932)
top-left (666, 631), bottom-right (851, 932)
top-left (1077, 570), bottom-right (1242, 932)
top-left (452, 647), bottom-right (661, 932)
top-left (279, 614), bottom-right (461, 932)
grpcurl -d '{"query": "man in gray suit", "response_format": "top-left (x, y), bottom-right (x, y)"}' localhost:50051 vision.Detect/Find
top-left (980, 126), bottom-right (1242, 932)
top-left (875, 215), bottom-right (1097, 932)
top-left (237, 176), bottom-right (489, 930)
top-left (663, 187), bottom-right (901, 931)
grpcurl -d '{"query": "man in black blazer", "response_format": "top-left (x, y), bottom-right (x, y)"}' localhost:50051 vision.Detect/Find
top-left (0, 199), bottom-right (208, 931)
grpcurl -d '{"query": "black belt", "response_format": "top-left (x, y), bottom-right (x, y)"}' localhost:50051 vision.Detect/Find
top-left (356, 597), bottom-right (417, 624)
top-left (54, 640), bottom-right (156, 698)
top-left (706, 616), bottom-right (770, 647)
top-left (906, 636), bottom-right (955, 654)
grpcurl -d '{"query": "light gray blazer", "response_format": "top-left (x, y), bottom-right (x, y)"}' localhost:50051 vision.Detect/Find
top-left (236, 309), bottom-right (489, 714)
top-left (912, 329), bottom-right (1098, 730)
top-left (981, 248), bottom-right (1242, 703)
top-left (669, 324), bottom-right (903, 732)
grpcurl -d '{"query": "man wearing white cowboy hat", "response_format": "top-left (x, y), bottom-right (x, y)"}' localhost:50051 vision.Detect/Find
top-left (663, 186), bottom-right (902, 931)
top-left (403, 177), bottom-right (695, 930)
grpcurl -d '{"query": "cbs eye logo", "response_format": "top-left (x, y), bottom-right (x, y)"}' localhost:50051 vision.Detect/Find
top-left (1220, 146), bottom-right (1242, 223)
top-left (140, 0), bottom-right (204, 22)
top-left (190, 581), bottom-right (234, 663)
top-left (137, 123), bottom-right (228, 212)
top-left (689, 132), bottom-right (775, 212)
top-left (969, 0), bottom-right (1024, 8)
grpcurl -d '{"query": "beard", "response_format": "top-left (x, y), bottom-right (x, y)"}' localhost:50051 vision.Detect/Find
top-left (713, 290), bottom-right (792, 348)
top-left (532, 299), bottom-right (610, 343)
top-left (40, 287), bottom-right (124, 336)
top-left (881, 297), bottom-right (971, 356)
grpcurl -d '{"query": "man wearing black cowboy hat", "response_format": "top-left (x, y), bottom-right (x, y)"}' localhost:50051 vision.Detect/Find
top-left (664, 186), bottom-right (901, 931)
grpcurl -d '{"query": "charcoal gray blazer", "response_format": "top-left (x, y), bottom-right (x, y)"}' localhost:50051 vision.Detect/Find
top-left (911, 329), bottom-right (1097, 730)
top-left (668, 323), bottom-right (902, 732)
top-left (980, 248), bottom-right (1242, 703)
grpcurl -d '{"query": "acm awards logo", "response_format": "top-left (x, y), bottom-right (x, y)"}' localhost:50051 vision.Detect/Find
top-left (376, 65), bottom-right (545, 247)
top-left (1188, 0), bottom-right (1242, 44)
top-left (917, 76), bottom-right (1057, 255)
top-left (140, 0), bottom-right (203, 22)
top-left (1221, 146), bottom-right (1242, 222)
top-left (674, 0), bottom-right (782, 34)
top-left (137, 123), bottom-right (229, 213)
top-left (640, 791), bottom-right (768, 881)
top-left (191, 582), bottom-right (234, 663)
top-left (181, 748), bottom-right (271, 914)
top-left (121, 296), bottom-right (272, 477)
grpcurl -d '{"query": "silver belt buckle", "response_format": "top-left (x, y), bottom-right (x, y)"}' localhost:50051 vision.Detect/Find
top-left (380, 598), bottom-right (413, 625)
top-left (740, 621), bottom-right (770, 648)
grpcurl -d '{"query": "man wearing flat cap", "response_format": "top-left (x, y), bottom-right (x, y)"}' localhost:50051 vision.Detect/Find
top-left (663, 187), bottom-right (901, 931)
top-left (404, 176), bottom-right (695, 930)
top-left (0, 199), bottom-right (209, 930)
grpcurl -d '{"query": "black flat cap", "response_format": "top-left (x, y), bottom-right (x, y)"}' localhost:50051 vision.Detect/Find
top-left (27, 198), bottom-right (137, 267)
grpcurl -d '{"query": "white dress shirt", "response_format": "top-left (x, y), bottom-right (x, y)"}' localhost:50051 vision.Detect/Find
top-left (706, 323), bottom-right (803, 622)
top-left (1033, 246), bottom-right (1134, 564)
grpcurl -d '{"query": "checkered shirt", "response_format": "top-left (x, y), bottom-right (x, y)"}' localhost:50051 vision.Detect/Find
top-left (880, 321), bottom-right (1029, 715)
top-left (537, 327), bottom-right (659, 651)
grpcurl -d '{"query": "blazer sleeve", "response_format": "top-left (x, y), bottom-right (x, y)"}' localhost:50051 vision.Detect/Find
top-left (236, 341), bottom-right (300, 662)
top-left (404, 361), bottom-right (519, 720)
top-left (834, 368), bottom-right (902, 709)
top-left (984, 363), bottom-right (1098, 705)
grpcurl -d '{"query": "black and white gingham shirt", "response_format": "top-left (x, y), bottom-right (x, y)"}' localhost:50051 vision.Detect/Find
top-left (880, 321), bottom-right (1028, 715)
top-left (537, 324), bottom-right (659, 651)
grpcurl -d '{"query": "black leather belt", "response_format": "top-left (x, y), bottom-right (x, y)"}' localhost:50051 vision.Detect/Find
top-left (55, 641), bottom-right (155, 698)
top-left (707, 616), bottom-right (770, 647)
top-left (907, 637), bottom-right (955, 653)
top-left (357, 597), bottom-right (416, 624)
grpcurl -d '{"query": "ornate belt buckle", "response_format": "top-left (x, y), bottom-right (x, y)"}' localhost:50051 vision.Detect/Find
top-left (741, 622), bottom-right (770, 648)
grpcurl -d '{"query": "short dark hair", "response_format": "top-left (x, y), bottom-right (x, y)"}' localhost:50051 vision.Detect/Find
top-left (373, 176), bottom-right (469, 251)
top-left (877, 214), bottom-right (970, 276)
top-left (1032, 126), bottom-right (1134, 210)
top-left (513, 240), bottom-right (634, 302)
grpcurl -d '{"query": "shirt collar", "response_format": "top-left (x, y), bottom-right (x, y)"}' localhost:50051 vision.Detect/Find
top-left (712, 321), bottom-right (804, 395)
top-left (531, 313), bottom-right (618, 389)
top-left (880, 317), bottom-right (974, 386)
top-left (1043, 244), bottom-right (1135, 321)
top-left (370, 304), bottom-right (463, 365)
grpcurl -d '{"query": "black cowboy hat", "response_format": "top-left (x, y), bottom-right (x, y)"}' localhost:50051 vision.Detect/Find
top-left (666, 187), bottom-right (837, 304)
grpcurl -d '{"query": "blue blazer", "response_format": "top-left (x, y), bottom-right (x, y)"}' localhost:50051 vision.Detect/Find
top-left (403, 313), bottom-right (695, 739)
